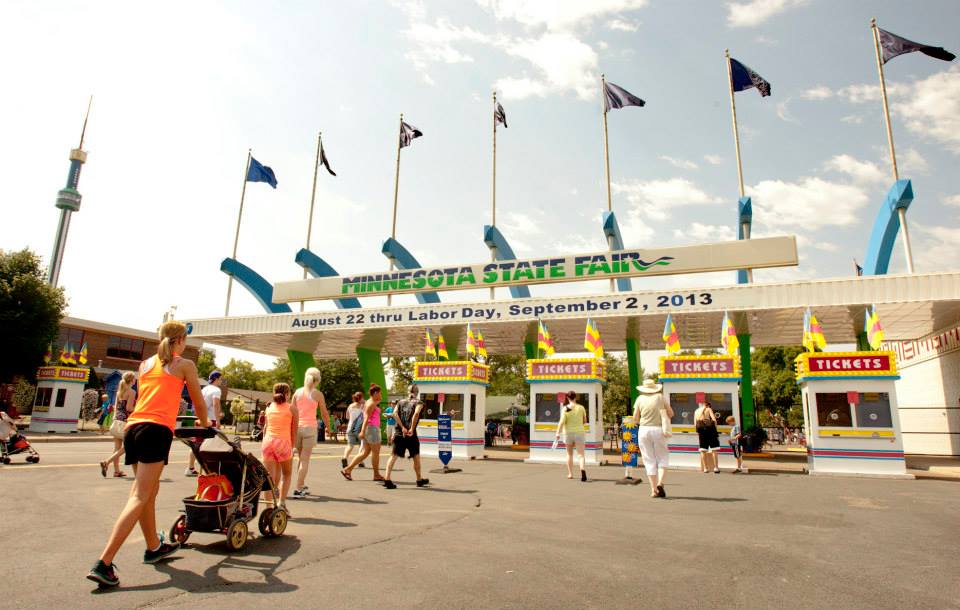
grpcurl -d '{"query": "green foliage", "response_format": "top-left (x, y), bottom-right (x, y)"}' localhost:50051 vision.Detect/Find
top-left (602, 353), bottom-right (635, 424)
top-left (196, 349), bottom-right (218, 380)
top-left (752, 345), bottom-right (804, 418)
top-left (314, 359), bottom-right (363, 407)
top-left (0, 249), bottom-right (67, 382)
top-left (388, 357), bottom-right (415, 395)
top-left (487, 354), bottom-right (527, 404)
top-left (263, 358), bottom-right (294, 389)
top-left (221, 358), bottom-right (263, 390)
top-left (12, 378), bottom-right (36, 413)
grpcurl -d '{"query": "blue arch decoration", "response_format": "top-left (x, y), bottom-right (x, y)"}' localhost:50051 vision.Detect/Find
top-left (295, 248), bottom-right (362, 309)
top-left (220, 258), bottom-right (292, 314)
top-left (863, 180), bottom-right (913, 276)
top-left (482, 225), bottom-right (531, 299)
top-left (381, 238), bottom-right (441, 304)
top-left (601, 211), bottom-right (633, 292)
top-left (737, 196), bottom-right (752, 285)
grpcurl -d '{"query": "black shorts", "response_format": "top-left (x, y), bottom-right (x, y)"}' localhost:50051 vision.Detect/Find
top-left (392, 433), bottom-right (420, 458)
top-left (124, 422), bottom-right (174, 465)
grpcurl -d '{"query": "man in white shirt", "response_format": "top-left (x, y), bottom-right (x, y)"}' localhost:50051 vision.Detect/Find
top-left (186, 371), bottom-right (223, 477)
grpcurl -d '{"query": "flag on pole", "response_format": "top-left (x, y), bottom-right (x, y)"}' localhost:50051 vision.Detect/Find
top-left (662, 315), bottom-right (681, 354)
top-left (400, 121), bottom-right (423, 148)
top-left (537, 320), bottom-right (555, 357)
top-left (477, 332), bottom-right (488, 360)
top-left (494, 102), bottom-right (508, 128)
top-left (78, 342), bottom-right (89, 366)
top-left (247, 157), bottom-right (278, 188)
top-left (437, 333), bottom-right (449, 361)
top-left (43, 343), bottom-right (52, 364)
top-left (424, 329), bottom-right (437, 360)
top-left (466, 324), bottom-right (477, 357)
top-left (802, 309), bottom-right (827, 352)
top-left (721, 312), bottom-right (740, 356)
top-left (854, 259), bottom-right (864, 276)
top-left (59, 342), bottom-right (71, 365)
top-left (729, 58), bottom-right (772, 97)
top-left (603, 81), bottom-right (646, 111)
top-left (319, 140), bottom-right (336, 176)
top-left (878, 27), bottom-right (956, 64)
top-left (865, 306), bottom-right (885, 350)
top-left (584, 319), bottom-right (604, 359)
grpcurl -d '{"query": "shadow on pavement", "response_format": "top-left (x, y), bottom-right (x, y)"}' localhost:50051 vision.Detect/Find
top-left (411, 486), bottom-right (478, 494)
top-left (291, 517), bottom-right (357, 528)
top-left (667, 496), bottom-right (747, 502)
top-left (299, 495), bottom-right (387, 505)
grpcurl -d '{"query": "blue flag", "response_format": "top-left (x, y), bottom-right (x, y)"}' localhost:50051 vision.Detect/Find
top-left (730, 58), bottom-right (771, 97)
top-left (247, 157), bottom-right (278, 188)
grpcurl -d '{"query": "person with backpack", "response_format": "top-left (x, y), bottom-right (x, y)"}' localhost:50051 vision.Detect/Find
top-left (340, 384), bottom-right (384, 482)
top-left (382, 384), bottom-right (429, 489)
top-left (341, 392), bottom-right (366, 468)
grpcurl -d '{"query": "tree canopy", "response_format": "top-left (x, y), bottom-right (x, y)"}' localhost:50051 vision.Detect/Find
top-left (487, 354), bottom-right (528, 404)
top-left (752, 345), bottom-right (804, 419)
top-left (0, 249), bottom-right (67, 382)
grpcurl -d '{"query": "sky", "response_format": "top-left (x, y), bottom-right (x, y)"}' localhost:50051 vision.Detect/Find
top-left (2, 0), bottom-right (959, 371)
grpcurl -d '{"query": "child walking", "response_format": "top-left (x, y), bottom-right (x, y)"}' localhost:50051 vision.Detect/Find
top-left (261, 383), bottom-right (298, 513)
top-left (727, 416), bottom-right (743, 473)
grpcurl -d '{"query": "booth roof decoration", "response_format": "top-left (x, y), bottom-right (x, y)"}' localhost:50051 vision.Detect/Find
top-left (794, 351), bottom-right (899, 380)
top-left (659, 355), bottom-right (741, 379)
top-left (527, 358), bottom-right (607, 382)
top-left (37, 365), bottom-right (91, 383)
top-left (414, 361), bottom-right (489, 385)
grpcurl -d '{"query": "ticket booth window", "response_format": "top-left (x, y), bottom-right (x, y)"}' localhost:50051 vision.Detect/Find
top-left (35, 388), bottom-right (52, 407)
top-left (55, 388), bottom-right (67, 408)
top-left (470, 394), bottom-right (477, 422)
top-left (421, 393), bottom-right (465, 421)
top-left (856, 392), bottom-right (893, 428)
top-left (669, 393), bottom-right (697, 425)
top-left (815, 393), bottom-right (853, 427)
top-left (534, 394), bottom-right (562, 423)
top-left (707, 393), bottom-right (733, 425)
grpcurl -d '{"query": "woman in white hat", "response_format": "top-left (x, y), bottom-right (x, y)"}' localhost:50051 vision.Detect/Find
top-left (632, 378), bottom-right (673, 498)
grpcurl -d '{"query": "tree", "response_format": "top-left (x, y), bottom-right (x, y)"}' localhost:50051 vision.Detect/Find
top-left (221, 358), bottom-right (264, 391)
top-left (602, 353), bottom-right (636, 424)
top-left (196, 349), bottom-right (218, 380)
top-left (387, 357), bottom-right (415, 395)
top-left (315, 359), bottom-right (363, 407)
top-left (752, 345), bottom-right (805, 420)
top-left (262, 358), bottom-right (294, 390)
top-left (487, 354), bottom-right (527, 404)
top-left (0, 249), bottom-right (67, 382)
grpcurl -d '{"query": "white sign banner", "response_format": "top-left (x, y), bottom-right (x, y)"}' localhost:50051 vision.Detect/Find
top-left (273, 236), bottom-right (797, 302)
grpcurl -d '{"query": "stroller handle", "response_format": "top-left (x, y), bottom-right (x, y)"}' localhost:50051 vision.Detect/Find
top-left (174, 427), bottom-right (234, 445)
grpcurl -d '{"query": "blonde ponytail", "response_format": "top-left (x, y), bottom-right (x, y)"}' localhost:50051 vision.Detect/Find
top-left (304, 367), bottom-right (321, 392)
top-left (118, 371), bottom-right (135, 399)
top-left (157, 320), bottom-right (187, 365)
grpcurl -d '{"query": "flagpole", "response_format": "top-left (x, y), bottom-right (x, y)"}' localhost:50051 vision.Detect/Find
top-left (725, 50), bottom-right (753, 283)
top-left (225, 149), bottom-right (252, 316)
top-left (301, 132), bottom-right (323, 312)
top-left (871, 18), bottom-right (915, 274)
top-left (491, 91), bottom-right (497, 301)
top-left (600, 74), bottom-right (616, 292)
top-left (389, 114), bottom-right (403, 306)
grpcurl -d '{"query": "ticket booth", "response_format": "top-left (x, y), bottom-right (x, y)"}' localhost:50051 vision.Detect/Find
top-left (29, 365), bottom-right (90, 433)
top-left (796, 351), bottom-right (909, 478)
top-left (525, 357), bottom-right (605, 465)
top-left (413, 361), bottom-right (488, 460)
top-left (660, 355), bottom-right (741, 471)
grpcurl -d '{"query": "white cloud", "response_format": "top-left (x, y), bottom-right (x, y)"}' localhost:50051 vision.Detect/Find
top-left (914, 223), bottom-right (960, 273)
top-left (776, 98), bottom-right (798, 123)
top-left (747, 177), bottom-right (870, 230)
top-left (477, 0), bottom-right (648, 31)
top-left (704, 154), bottom-right (723, 165)
top-left (894, 67), bottom-right (960, 153)
top-left (612, 177), bottom-right (722, 221)
top-left (726, 0), bottom-right (807, 28)
top-left (802, 85), bottom-right (834, 100)
top-left (607, 18), bottom-right (639, 32)
top-left (754, 35), bottom-right (777, 45)
top-left (402, 18), bottom-right (493, 72)
top-left (840, 114), bottom-right (864, 124)
top-left (838, 83), bottom-right (882, 104)
top-left (822, 154), bottom-right (885, 185)
top-left (659, 155), bottom-right (699, 170)
top-left (672, 223), bottom-right (736, 243)
top-left (496, 31), bottom-right (599, 100)
top-left (945, 195), bottom-right (960, 207)
top-left (898, 147), bottom-right (929, 175)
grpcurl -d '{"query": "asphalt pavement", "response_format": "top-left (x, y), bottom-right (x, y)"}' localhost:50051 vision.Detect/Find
top-left (3, 439), bottom-right (959, 609)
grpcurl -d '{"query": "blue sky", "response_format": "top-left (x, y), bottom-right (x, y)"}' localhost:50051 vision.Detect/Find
top-left (2, 0), bottom-right (958, 368)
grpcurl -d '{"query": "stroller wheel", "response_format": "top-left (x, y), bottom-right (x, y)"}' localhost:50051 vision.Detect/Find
top-left (270, 507), bottom-right (288, 537)
top-left (28, 456), bottom-right (39, 463)
top-left (2, 457), bottom-right (9, 465)
top-left (226, 519), bottom-right (248, 551)
top-left (258, 508), bottom-right (274, 537)
top-left (170, 515), bottom-right (191, 545)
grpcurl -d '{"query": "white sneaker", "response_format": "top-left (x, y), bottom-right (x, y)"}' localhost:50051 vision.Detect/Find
top-left (184, 467), bottom-right (198, 477)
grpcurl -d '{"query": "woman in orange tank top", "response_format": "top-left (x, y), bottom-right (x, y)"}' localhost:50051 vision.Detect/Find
top-left (87, 321), bottom-right (210, 589)
top-left (261, 383), bottom-right (298, 511)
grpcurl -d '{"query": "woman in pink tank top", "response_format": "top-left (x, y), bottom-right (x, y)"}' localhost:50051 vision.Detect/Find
top-left (340, 384), bottom-right (384, 481)
top-left (291, 367), bottom-right (329, 498)
top-left (261, 383), bottom-right (298, 510)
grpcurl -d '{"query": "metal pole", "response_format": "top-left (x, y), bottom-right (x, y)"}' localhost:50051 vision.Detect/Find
top-left (491, 92), bottom-right (497, 301)
top-left (225, 149), bottom-right (252, 316)
top-left (726, 50), bottom-right (752, 283)
top-left (389, 114), bottom-right (403, 306)
top-left (871, 18), bottom-right (914, 273)
top-left (601, 75), bottom-right (615, 292)
top-left (302, 132), bottom-right (322, 312)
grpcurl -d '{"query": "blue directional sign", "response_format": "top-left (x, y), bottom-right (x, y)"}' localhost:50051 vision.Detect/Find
top-left (437, 414), bottom-right (453, 466)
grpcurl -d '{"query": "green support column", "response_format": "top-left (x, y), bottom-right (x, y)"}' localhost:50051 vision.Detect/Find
top-left (856, 331), bottom-right (870, 351)
top-left (738, 334), bottom-right (756, 430)
top-left (286, 349), bottom-right (317, 391)
top-left (626, 338), bottom-right (642, 408)
top-left (524, 342), bottom-right (537, 360)
top-left (356, 347), bottom-right (388, 406)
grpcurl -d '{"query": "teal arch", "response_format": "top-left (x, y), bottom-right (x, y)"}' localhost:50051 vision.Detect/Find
top-left (863, 180), bottom-right (913, 276)
top-left (220, 258), bottom-right (291, 314)
top-left (482, 225), bottom-right (531, 299)
top-left (381, 238), bottom-right (441, 304)
top-left (601, 211), bottom-right (632, 292)
top-left (294, 248), bottom-right (362, 309)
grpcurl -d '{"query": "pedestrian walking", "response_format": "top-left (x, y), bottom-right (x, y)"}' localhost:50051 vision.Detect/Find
top-left (695, 400), bottom-right (721, 473)
top-left (632, 378), bottom-right (674, 498)
top-left (383, 384), bottom-right (429, 489)
top-left (261, 383), bottom-right (298, 512)
top-left (96, 393), bottom-right (111, 434)
top-left (340, 384), bottom-right (384, 481)
top-left (384, 400), bottom-right (397, 445)
top-left (186, 371), bottom-right (223, 476)
top-left (727, 415), bottom-right (743, 473)
top-left (291, 367), bottom-right (329, 498)
top-left (99, 371), bottom-right (136, 478)
top-left (341, 392), bottom-right (365, 468)
top-left (87, 321), bottom-right (210, 588)
top-left (555, 390), bottom-right (588, 481)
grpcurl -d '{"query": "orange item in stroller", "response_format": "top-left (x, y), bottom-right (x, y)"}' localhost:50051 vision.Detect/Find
top-left (196, 474), bottom-right (234, 501)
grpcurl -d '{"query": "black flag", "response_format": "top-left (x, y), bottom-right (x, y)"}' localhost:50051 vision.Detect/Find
top-left (603, 81), bottom-right (645, 112)
top-left (400, 121), bottom-right (423, 148)
top-left (730, 58), bottom-right (772, 97)
top-left (878, 27), bottom-right (956, 64)
top-left (319, 141), bottom-right (336, 176)
top-left (495, 102), bottom-right (508, 128)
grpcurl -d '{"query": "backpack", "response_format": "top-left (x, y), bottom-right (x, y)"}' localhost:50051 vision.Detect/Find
top-left (348, 408), bottom-right (364, 434)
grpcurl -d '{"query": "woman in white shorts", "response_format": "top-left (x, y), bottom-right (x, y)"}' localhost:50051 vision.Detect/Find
top-left (632, 378), bottom-right (674, 498)
top-left (555, 390), bottom-right (588, 482)
top-left (291, 367), bottom-right (328, 498)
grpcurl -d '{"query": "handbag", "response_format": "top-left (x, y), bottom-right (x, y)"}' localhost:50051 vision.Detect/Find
top-left (109, 418), bottom-right (126, 439)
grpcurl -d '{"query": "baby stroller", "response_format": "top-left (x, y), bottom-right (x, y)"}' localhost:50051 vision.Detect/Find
top-left (168, 427), bottom-right (287, 551)
top-left (0, 412), bottom-right (39, 464)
